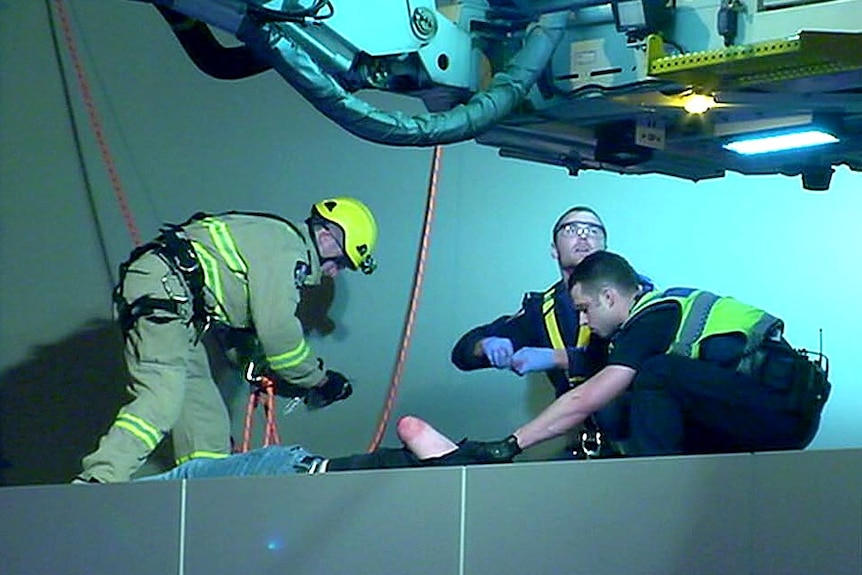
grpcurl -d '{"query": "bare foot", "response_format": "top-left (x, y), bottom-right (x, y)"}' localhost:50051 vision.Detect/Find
top-left (396, 415), bottom-right (458, 459)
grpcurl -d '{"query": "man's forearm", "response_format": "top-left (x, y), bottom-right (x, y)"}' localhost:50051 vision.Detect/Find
top-left (513, 388), bottom-right (592, 449)
top-left (512, 365), bottom-right (636, 450)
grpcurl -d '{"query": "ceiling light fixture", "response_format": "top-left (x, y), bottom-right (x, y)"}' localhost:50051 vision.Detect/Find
top-left (682, 93), bottom-right (715, 114)
top-left (723, 129), bottom-right (838, 155)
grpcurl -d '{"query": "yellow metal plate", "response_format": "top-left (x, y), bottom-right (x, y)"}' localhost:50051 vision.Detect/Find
top-left (646, 31), bottom-right (862, 89)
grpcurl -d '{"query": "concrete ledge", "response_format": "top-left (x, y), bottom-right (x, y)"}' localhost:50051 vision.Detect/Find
top-left (1, 449), bottom-right (859, 575)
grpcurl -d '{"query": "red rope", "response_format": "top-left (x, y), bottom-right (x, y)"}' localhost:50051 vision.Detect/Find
top-left (367, 145), bottom-right (443, 451)
top-left (239, 375), bottom-right (282, 453)
top-left (52, 0), bottom-right (142, 246)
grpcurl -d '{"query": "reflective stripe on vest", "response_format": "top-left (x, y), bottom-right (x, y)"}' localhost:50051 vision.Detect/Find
top-left (541, 284), bottom-right (591, 383)
top-left (628, 288), bottom-right (782, 359)
top-left (542, 285), bottom-right (591, 350)
top-left (542, 286), bottom-right (565, 350)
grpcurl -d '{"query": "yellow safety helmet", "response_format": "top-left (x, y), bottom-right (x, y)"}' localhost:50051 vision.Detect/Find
top-left (311, 197), bottom-right (378, 274)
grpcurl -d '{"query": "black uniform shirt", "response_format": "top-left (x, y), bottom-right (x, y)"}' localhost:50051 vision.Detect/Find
top-left (608, 299), bottom-right (748, 372)
top-left (607, 303), bottom-right (680, 370)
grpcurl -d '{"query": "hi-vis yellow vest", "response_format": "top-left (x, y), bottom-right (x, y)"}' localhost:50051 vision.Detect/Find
top-left (625, 288), bottom-right (783, 361)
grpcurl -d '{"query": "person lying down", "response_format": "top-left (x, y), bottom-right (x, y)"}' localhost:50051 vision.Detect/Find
top-left (139, 416), bottom-right (519, 481)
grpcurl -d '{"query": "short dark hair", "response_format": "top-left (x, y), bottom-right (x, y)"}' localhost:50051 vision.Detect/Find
top-left (551, 206), bottom-right (607, 242)
top-left (568, 251), bottom-right (640, 295)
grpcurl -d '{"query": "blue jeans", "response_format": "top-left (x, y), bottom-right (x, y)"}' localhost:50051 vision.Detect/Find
top-left (138, 445), bottom-right (316, 481)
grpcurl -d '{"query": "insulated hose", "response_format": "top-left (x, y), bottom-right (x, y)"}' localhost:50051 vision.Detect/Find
top-left (237, 10), bottom-right (570, 147)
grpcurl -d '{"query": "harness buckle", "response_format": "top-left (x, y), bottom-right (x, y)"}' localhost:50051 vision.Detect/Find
top-left (153, 225), bottom-right (211, 338)
top-left (579, 429), bottom-right (602, 459)
top-left (160, 274), bottom-right (189, 304)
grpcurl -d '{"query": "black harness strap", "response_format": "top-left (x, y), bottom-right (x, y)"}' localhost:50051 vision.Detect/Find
top-left (157, 224), bottom-right (208, 334)
top-left (114, 224), bottom-right (209, 337)
top-left (115, 295), bottom-right (181, 332)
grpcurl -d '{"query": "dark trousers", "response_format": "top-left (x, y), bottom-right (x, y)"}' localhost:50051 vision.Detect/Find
top-left (604, 354), bottom-right (817, 457)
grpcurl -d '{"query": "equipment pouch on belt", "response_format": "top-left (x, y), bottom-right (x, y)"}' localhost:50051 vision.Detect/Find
top-left (759, 340), bottom-right (831, 423)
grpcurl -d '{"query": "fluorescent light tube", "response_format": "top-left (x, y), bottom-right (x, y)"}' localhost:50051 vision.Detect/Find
top-left (723, 130), bottom-right (838, 155)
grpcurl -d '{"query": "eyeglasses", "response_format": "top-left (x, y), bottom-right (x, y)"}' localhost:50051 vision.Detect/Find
top-left (555, 221), bottom-right (606, 239)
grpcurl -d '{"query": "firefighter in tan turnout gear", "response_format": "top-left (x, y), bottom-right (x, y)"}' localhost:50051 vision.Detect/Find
top-left (75, 197), bottom-right (378, 483)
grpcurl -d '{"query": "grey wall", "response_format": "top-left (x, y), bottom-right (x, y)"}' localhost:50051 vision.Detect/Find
top-left (2, 0), bottom-right (860, 485)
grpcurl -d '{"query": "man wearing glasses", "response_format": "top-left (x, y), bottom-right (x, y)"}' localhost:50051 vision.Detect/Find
top-left (472, 251), bottom-right (828, 461)
top-left (451, 206), bottom-right (652, 458)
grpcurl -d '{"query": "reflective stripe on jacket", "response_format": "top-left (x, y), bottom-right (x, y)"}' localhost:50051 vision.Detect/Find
top-left (185, 213), bottom-right (325, 387)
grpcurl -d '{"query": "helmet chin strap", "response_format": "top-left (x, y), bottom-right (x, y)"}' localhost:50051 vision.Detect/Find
top-left (305, 218), bottom-right (324, 259)
top-left (324, 254), bottom-right (352, 271)
top-left (306, 218), bottom-right (352, 271)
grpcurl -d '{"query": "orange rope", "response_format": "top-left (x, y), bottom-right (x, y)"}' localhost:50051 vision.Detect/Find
top-left (52, 0), bottom-right (142, 246)
top-left (239, 375), bottom-right (282, 453)
top-left (367, 145), bottom-right (443, 451)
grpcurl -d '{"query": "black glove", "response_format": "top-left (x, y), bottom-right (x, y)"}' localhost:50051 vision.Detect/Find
top-left (423, 435), bottom-right (522, 466)
top-left (243, 359), bottom-right (307, 399)
top-left (273, 378), bottom-right (312, 399)
top-left (305, 370), bottom-right (353, 410)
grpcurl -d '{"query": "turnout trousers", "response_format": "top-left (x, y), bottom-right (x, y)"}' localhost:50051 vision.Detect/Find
top-left (80, 251), bottom-right (231, 482)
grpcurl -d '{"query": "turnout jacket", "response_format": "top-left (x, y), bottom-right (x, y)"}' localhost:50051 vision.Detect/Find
top-left (184, 212), bottom-right (325, 388)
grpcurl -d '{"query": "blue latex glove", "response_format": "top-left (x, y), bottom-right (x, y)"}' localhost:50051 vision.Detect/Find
top-left (511, 347), bottom-right (558, 375)
top-left (480, 337), bottom-right (514, 368)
